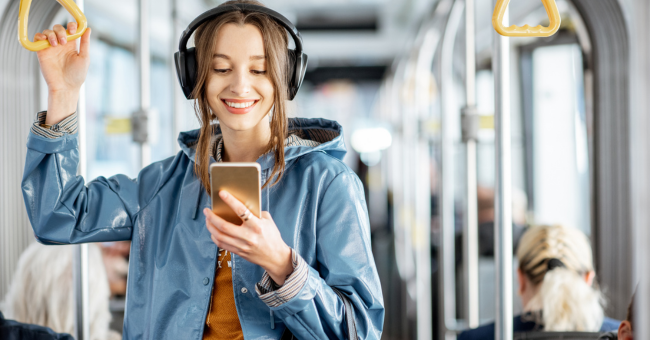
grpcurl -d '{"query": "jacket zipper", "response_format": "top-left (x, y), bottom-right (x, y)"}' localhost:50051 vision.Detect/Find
top-left (270, 310), bottom-right (275, 329)
top-left (261, 168), bottom-right (275, 330)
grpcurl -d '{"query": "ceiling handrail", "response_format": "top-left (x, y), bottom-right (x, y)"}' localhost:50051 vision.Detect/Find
top-left (18, 0), bottom-right (88, 51)
top-left (493, 0), bottom-right (560, 37)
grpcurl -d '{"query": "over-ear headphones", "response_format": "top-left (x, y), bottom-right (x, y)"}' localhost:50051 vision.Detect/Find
top-left (174, 3), bottom-right (308, 101)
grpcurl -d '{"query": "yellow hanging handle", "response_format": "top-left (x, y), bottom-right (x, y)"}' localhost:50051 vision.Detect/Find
top-left (18, 0), bottom-right (88, 51)
top-left (493, 0), bottom-right (561, 37)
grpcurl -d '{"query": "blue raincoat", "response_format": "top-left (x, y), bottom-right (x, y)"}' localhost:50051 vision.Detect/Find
top-left (22, 117), bottom-right (385, 339)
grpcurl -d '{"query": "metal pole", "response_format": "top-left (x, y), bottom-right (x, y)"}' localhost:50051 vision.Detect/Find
top-left (415, 129), bottom-right (432, 340)
top-left (72, 244), bottom-right (89, 340)
top-left (136, 0), bottom-right (151, 168)
top-left (493, 2), bottom-right (513, 340)
top-left (171, 0), bottom-right (182, 153)
top-left (77, 0), bottom-right (87, 180)
top-left (391, 59), bottom-right (416, 289)
top-left (72, 1), bottom-right (90, 339)
top-left (462, 0), bottom-right (479, 329)
top-left (439, 1), bottom-right (464, 338)
top-left (413, 16), bottom-right (439, 340)
top-left (629, 0), bottom-right (650, 337)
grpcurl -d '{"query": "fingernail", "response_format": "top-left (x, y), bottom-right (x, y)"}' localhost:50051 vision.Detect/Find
top-left (203, 208), bottom-right (209, 215)
top-left (51, 38), bottom-right (57, 46)
top-left (219, 191), bottom-right (228, 198)
top-left (60, 36), bottom-right (66, 44)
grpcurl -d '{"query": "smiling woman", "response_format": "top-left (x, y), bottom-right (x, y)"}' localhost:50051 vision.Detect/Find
top-left (192, 6), bottom-right (290, 191)
top-left (205, 23), bottom-right (275, 153)
top-left (21, 0), bottom-right (384, 339)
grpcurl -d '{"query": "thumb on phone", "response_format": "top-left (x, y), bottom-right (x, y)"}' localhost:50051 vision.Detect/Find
top-left (261, 211), bottom-right (274, 221)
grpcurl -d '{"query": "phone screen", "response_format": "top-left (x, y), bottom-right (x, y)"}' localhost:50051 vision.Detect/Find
top-left (209, 163), bottom-right (261, 225)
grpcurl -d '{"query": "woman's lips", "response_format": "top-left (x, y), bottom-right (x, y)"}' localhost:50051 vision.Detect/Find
top-left (221, 99), bottom-right (259, 115)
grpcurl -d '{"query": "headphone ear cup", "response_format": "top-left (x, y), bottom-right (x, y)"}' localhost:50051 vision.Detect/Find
top-left (287, 49), bottom-right (298, 100)
top-left (296, 52), bottom-right (308, 94)
top-left (287, 50), bottom-right (307, 100)
top-left (174, 48), bottom-right (198, 99)
top-left (185, 47), bottom-right (198, 99)
top-left (173, 51), bottom-right (187, 97)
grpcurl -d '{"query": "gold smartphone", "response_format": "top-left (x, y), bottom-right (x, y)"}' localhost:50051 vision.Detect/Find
top-left (209, 162), bottom-right (261, 225)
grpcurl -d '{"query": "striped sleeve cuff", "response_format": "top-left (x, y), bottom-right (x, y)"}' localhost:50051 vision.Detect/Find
top-left (31, 111), bottom-right (78, 138)
top-left (255, 249), bottom-right (309, 308)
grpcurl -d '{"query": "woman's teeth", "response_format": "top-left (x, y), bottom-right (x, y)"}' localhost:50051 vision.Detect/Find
top-left (225, 101), bottom-right (255, 109)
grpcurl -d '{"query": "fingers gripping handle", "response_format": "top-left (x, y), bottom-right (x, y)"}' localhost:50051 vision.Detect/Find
top-left (493, 0), bottom-right (561, 37)
top-left (18, 0), bottom-right (88, 51)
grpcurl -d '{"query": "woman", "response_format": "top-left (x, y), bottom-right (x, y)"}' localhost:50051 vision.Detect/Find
top-left (22, 1), bottom-right (384, 339)
top-left (457, 225), bottom-right (619, 339)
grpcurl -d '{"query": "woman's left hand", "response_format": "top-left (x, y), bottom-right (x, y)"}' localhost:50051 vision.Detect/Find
top-left (203, 190), bottom-right (294, 285)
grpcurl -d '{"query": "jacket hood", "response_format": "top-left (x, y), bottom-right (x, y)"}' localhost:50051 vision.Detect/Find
top-left (177, 117), bottom-right (347, 170)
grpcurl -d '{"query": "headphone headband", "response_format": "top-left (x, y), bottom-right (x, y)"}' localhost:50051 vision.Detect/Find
top-left (178, 4), bottom-right (303, 55)
top-left (174, 3), bottom-right (307, 100)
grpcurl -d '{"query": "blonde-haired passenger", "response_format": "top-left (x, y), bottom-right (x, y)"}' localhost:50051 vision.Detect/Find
top-left (458, 225), bottom-right (619, 339)
top-left (1, 242), bottom-right (121, 340)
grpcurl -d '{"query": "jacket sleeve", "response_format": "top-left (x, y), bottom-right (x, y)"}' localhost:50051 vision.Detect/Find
top-left (21, 114), bottom-right (165, 245)
top-left (265, 170), bottom-right (385, 339)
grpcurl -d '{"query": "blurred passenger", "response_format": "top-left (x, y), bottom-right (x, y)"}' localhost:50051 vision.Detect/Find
top-left (477, 186), bottom-right (528, 226)
top-left (99, 241), bottom-right (130, 297)
top-left (458, 225), bottom-right (619, 340)
top-left (599, 291), bottom-right (635, 340)
top-left (617, 292), bottom-right (634, 340)
top-left (476, 186), bottom-right (528, 255)
top-left (618, 294), bottom-right (636, 340)
top-left (0, 312), bottom-right (73, 340)
top-left (455, 186), bottom-right (528, 264)
top-left (1, 242), bottom-right (121, 340)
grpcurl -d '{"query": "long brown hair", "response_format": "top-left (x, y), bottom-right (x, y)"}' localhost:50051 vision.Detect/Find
top-left (191, 0), bottom-right (289, 195)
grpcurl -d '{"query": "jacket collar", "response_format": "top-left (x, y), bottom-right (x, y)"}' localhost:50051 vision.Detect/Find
top-left (177, 117), bottom-right (348, 170)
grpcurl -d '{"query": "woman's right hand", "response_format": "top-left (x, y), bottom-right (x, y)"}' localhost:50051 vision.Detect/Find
top-left (34, 22), bottom-right (91, 124)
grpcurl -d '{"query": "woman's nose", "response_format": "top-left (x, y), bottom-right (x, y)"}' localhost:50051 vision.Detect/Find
top-left (229, 69), bottom-right (251, 96)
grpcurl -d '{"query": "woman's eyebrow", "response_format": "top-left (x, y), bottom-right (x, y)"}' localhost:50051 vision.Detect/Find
top-left (212, 54), bottom-right (266, 60)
